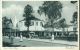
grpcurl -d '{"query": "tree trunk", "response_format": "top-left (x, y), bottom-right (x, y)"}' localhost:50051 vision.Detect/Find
top-left (51, 20), bottom-right (54, 35)
top-left (9, 28), bottom-right (11, 39)
top-left (67, 28), bottom-right (68, 35)
top-left (62, 28), bottom-right (65, 32)
top-left (27, 26), bottom-right (30, 38)
top-left (51, 20), bottom-right (54, 39)
top-left (27, 26), bottom-right (29, 32)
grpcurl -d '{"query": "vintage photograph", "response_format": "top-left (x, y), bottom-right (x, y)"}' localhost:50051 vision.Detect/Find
top-left (2, 1), bottom-right (78, 47)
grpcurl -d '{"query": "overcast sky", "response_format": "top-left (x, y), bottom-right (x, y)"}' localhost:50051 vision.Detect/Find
top-left (2, 1), bottom-right (78, 28)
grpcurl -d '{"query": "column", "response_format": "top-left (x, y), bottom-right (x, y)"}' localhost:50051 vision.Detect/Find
top-left (44, 32), bottom-right (46, 36)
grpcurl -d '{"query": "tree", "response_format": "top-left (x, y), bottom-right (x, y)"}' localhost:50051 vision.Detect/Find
top-left (53, 18), bottom-right (67, 31)
top-left (2, 16), bottom-right (13, 29)
top-left (23, 5), bottom-right (33, 31)
top-left (59, 19), bottom-right (66, 30)
top-left (71, 11), bottom-right (78, 32)
top-left (2, 16), bottom-right (13, 39)
top-left (38, 1), bottom-right (63, 30)
top-left (71, 1), bottom-right (77, 4)
top-left (58, 18), bottom-right (68, 32)
top-left (70, 1), bottom-right (78, 32)
top-left (70, 1), bottom-right (77, 23)
top-left (23, 4), bottom-right (34, 37)
top-left (71, 12), bottom-right (77, 23)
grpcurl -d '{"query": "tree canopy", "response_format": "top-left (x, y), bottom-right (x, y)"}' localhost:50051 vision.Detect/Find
top-left (2, 16), bottom-right (13, 29)
top-left (23, 4), bottom-right (34, 31)
top-left (71, 1), bottom-right (77, 4)
top-left (71, 12), bottom-right (77, 23)
top-left (23, 4), bottom-right (34, 27)
top-left (38, 1), bottom-right (63, 28)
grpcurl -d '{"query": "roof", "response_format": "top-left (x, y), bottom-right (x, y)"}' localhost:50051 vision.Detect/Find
top-left (30, 17), bottom-right (42, 21)
top-left (23, 16), bottom-right (44, 21)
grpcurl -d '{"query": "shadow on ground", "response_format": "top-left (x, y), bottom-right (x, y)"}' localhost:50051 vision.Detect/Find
top-left (3, 42), bottom-right (26, 47)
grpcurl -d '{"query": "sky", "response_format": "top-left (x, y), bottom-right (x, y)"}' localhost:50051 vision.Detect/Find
top-left (2, 1), bottom-right (78, 29)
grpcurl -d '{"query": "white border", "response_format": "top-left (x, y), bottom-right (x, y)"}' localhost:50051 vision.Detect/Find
top-left (0, 0), bottom-right (2, 50)
top-left (2, 0), bottom-right (79, 1)
top-left (1, 0), bottom-right (79, 50)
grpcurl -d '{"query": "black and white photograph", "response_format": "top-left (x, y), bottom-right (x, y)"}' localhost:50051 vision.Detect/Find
top-left (2, 1), bottom-right (79, 47)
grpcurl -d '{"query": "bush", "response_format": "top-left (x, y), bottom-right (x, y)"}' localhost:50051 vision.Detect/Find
top-left (54, 36), bottom-right (68, 40)
top-left (67, 34), bottom-right (78, 41)
top-left (39, 36), bottom-right (52, 39)
top-left (3, 42), bottom-right (11, 47)
top-left (54, 33), bottom-right (78, 41)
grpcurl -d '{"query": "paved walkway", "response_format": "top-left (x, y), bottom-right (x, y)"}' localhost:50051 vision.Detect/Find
top-left (27, 38), bottom-right (77, 46)
top-left (3, 36), bottom-right (78, 47)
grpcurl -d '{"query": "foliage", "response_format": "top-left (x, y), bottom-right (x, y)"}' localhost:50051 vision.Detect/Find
top-left (38, 1), bottom-right (63, 28)
top-left (71, 1), bottom-right (77, 4)
top-left (23, 4), bottom-right (34, 31)
top-left (58, 18), bottom-right (66, 28)
top-left (2, 16), bottom-right (13, 29)
top-left (71, 12), bottom-right (77, 23)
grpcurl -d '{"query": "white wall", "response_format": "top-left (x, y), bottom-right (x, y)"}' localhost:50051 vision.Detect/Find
top-left (17, 20), bottom-right (45, 31)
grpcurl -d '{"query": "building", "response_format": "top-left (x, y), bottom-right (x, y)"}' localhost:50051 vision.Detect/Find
top-left (16, 17), bottom-right (45, 38)
top-left (3, 16), bottom-right (78, 39)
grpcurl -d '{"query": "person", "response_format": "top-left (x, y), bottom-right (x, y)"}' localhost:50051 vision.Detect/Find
top-left (10, 34), bottom-right (14, 44)
top-left (51, 34), bottom-right (54, 40)
top-left (20, 33), bottom-right (23, 42)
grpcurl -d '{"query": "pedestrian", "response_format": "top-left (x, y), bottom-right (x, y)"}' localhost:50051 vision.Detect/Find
top-left (20, 33), bottom-right (23, 42)
top-left (51, 34), bottom-right (54, 41)
top-left (10, 35), bottom-right (14, 44)
top-left (9, 33), bottom-right (11, 39)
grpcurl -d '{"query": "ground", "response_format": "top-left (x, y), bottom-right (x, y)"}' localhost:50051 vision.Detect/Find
top-left (3, 36), bottom-right (78, 47)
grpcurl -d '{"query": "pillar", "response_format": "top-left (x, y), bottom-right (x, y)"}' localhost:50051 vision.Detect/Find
top-left (16, 32), bottom-right (18, 37)
top-left (44, 33), bottom-right (46, 36)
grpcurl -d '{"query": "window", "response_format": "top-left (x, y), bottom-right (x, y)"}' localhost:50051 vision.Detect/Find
top-left (40, 22), bottom-right (43, 26)
top-left (30, 21), bottom-right (34, 26)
